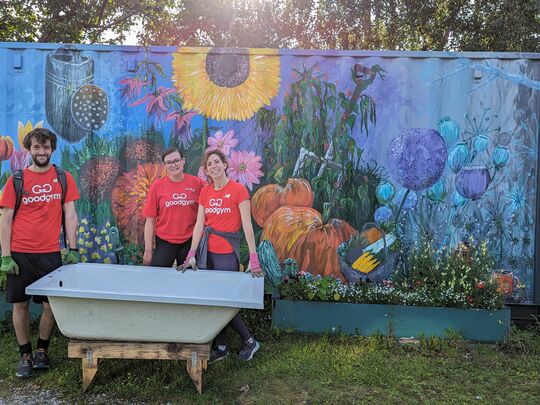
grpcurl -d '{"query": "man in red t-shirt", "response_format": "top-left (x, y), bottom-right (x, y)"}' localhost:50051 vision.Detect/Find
top-left (0, 128), bottom-right (79, 378)
top-left (142, 148), bottom-right (206, 267)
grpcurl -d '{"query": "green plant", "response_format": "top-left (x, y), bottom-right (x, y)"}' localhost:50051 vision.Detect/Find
top-left (395, 238), bottom-right (504, 309)
top-left (279, 237), bottom-right (505, 310)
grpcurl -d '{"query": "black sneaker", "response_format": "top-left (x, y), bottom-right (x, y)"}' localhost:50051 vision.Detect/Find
top-left (33, 349), bottom-right (50, 370)
top-left (16, 353), bottom-right (34, 378)
top-left (209, 347), bottom-right (229, 363)
top-left (238, 337), bottom-right (260, 361)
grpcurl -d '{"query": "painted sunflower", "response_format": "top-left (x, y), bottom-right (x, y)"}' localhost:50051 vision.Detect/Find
top-left (172, 47), bottom-right (280, 121)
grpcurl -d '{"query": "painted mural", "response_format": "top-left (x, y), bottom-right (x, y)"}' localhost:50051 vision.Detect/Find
top-left (0, 44), bottom-right (538, 303)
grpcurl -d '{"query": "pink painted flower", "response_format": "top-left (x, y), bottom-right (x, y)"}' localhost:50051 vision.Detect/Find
top-left (206, 130), bottom-right (239, 155)
top-left (119, 77), bottom-right (148, 101)
top-left (227, 150), bottom-right (264, 191)
top-left (10, 149), bottom-right (31, 171)
top-left (130, 86), bottom-right (176, 121)
top-left (166, 111), bottom-right (196, 147)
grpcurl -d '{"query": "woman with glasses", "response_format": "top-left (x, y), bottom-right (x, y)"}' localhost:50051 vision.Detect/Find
top-left (142, 148), bottom-right (206, 267)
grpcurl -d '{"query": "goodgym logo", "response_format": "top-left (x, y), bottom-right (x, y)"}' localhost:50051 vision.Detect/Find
top-left (23, 183), bottom-right (61, 205)
top-left (164, 192), bottom-right (195, 208)
top-left (205, 198), bottom-right (231, 214)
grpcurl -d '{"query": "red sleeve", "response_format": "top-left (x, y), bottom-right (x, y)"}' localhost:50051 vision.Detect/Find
top-left (198, 185), bottom-right (208, 206)
top-left (198, 177), bottom-right (208, 189)
top-left (64, 171), bottom-right (80, 203)
top-left (235, 182), bottom-right (250, 205)
top-left (0, 177), bottom-right (16, 209)
top-left (142, 181), bottom-right (158, 218)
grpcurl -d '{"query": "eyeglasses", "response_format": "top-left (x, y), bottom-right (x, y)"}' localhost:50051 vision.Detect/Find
top-left (164, 158), bottom-right (183, 166)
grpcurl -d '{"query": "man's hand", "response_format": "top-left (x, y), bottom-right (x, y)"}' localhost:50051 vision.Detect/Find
top-left (64, 249), bottom-right (79, 265)
top-left (0, 256), bottom-right (19, 275)
top-left (176, 250), bottom-right (197, 272)
top-left (248, 253), bottom-right (263, 278)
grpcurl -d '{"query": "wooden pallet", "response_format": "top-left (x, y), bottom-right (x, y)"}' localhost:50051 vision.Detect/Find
top-left (68, 340), bottom-right (211, 393)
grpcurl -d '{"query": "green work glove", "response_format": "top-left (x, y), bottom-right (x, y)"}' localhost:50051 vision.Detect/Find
top-left (64, 249), bottom-right (80, 265)
top-left (0, 256), bottom-right (19, 275)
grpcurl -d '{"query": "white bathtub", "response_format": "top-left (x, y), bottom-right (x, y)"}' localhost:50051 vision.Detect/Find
top-left (26, 263), bottom-right (264, 344)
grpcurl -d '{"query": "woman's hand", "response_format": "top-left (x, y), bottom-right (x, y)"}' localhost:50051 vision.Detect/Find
top-left (248, 253), bottom-right (263, 278)
top-left (177, 250), bottom-right (197, 272)
top-left (143, 250), bottom-right (153, 266)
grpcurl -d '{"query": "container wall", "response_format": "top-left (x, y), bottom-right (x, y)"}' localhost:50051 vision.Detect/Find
top-left (0, 43), bottom-right (538, 302)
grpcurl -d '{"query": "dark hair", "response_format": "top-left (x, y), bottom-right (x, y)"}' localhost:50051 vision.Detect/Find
top-left (202, 149), bottom-right (228, 181)
top-left (161, 147), bottom-right (184, 162)
top-left (23, 128), bottom-right (57, 151)
top-left (203, 149), bottom-right (228, 167)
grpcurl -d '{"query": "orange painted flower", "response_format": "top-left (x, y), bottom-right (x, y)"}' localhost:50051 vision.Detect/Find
top-left (111, 163), bottom-right (167, 245)
top-left (0, 136), bottom-right (14, 160)
top-left (80, 156), bottom-right (121, 201)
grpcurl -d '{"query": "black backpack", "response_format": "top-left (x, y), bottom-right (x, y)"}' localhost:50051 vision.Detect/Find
top-left (12, 164), bottom-right (68, 247)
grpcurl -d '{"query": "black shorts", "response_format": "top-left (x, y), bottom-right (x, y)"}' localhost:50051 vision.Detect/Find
top-left (6, 251), bottom-right (62, 304)
top-left (150, 236), bottom-right (192, 267)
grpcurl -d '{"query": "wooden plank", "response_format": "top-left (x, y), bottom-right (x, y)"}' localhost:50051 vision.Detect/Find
top-left (81, 355), bottom-right (98, 392)
top-left (68, 340), bottom-right (210, 361)
top-left (68, 340), bottom-right (211, 394)
top-left (186, 356), bottom-right (203, 394)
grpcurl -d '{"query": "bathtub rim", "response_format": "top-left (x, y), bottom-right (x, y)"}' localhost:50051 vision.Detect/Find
top-left (26, 264), bottom-right (264, 310)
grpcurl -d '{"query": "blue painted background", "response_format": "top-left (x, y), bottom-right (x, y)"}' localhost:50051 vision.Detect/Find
top-left (0, 43), bottom-right (538, 302)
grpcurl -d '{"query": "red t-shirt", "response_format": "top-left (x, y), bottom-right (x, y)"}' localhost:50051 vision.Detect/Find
top-left (0, 166), bottom-right (80, 253)
top-left (198, 180), bottom-right (249, 254)
top-left (142, 174), bottom-right (206, 244)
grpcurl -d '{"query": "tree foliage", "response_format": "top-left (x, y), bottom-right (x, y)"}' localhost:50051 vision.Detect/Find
top-left (1, 0), bottom-right (539, 52)
top-left (0, 0), bottom-right (167, 43)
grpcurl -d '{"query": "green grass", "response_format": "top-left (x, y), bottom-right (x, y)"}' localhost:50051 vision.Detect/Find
top-left (0, 314), bottom-right (539, 405)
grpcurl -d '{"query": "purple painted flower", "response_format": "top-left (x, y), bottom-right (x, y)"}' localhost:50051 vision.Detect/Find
top-left (455, 165), bottom-right (491, 200)
top-left (166, 111), bottom-right (196, 148)
top-left (10, 149), bottom-right (31, 171)
top-left (387, 128), bottom-right (447, 191)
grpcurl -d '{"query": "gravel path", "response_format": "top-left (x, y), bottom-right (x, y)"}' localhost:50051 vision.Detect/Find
top-left (0, 386), bottom-right (157, 405)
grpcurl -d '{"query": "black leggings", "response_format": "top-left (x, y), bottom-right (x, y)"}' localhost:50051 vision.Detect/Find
top-left (207, 252), bottom-right (251, 344)
top-left (150, 236), bottom-right (192, 267)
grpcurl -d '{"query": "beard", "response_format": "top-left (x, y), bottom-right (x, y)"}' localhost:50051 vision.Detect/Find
top-left (32, 154), bottom-right (51, 168)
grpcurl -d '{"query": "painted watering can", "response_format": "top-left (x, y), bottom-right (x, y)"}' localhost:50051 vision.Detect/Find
top-left (45, 45), bottom-right (108, 143)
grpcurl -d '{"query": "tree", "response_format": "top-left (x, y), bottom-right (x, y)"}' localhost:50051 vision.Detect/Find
top-left (0, 0), bottom-right (168, 44)
top-left (1, 0), bottom-right (538, 52)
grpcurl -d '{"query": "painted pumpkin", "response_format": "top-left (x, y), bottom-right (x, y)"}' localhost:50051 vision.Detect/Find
top-left (262, 206), bottom-right (356, 278)
top-left (251, 178), bottom-right (314, 227)
top-left (261, 206), bottom-right (320, 259)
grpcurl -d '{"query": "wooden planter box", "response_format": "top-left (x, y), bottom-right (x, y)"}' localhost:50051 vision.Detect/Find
top-left (0, 290), bottom-right (43, 321)
top-left (272, 299), bottom-right (511, 343)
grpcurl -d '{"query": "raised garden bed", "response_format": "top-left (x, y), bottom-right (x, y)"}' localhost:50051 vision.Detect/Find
top-left (272, 298), bottom-right (511, 343)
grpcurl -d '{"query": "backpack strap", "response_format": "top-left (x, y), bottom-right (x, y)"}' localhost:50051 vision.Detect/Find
top-left (53, 164), bottom-right (67, 206)
top-left (53, 164), bottom-right (68, 249)
top-left (12, 169), bottom-right (23, 216)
